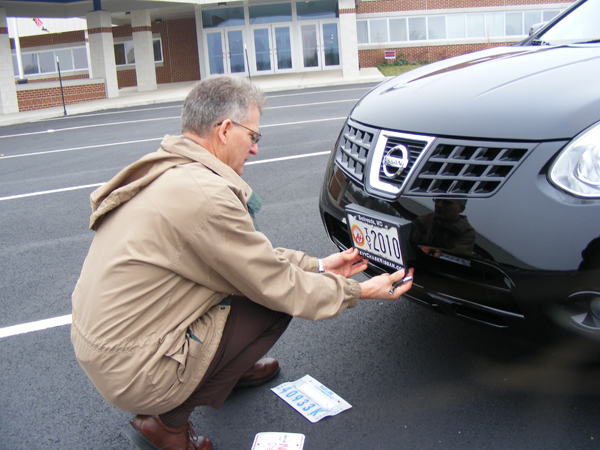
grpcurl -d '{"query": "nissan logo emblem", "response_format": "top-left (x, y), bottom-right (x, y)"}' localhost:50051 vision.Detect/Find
top-left (382, 145), bottom-right (409, 179)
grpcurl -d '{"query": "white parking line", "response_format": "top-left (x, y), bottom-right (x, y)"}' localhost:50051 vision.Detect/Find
top-left (267, 99), bottom-right (357, 110)
top-left (39, 104), bottom-right (182, 122)
top-left (266, 86), bottom-right (370, 99)
top-left (0, 150), bottom-right (332, 202)
top-left (0, 183), bottom-right (103, 201)
top-left (0, 137), bottom-right (163, 160)
top-left (0, 116), bottom-right (181, 139)
top-left (0, 314), bottom-right (72, 338)
top-left (0, 117), bottom-right (345, 160)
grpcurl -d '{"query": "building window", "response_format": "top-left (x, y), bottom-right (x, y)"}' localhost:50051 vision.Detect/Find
top-left (153, 39), bottom-right (162, 62)
top-left (297, 0), bottom-right (338, 21)
top-left (370, 19), bottom-right (388, 44)
top-left (390, 18), bottom-right (407, 42)
top-left (357, 8), bottom-right (562, 45)
top-left (408, 17), bottom-right (426, 41)
top-left (14, 46), bottom-right (88, 77)
top-left (249, 3), bottom-right (293, 24)
top-left (466, 14), bottom-right (485, 38)
top-left (447, 15), bottom-right (466, 39)
top-left (505, 12), bottom-right (524, 36)
top-left (114, 38), bottom-right (163, 66)
top-left (114, 41), bottom-right (135, 65)
top-left (543, 10), bottom-right (560, 22)
top-left (427, 16), bottom-right (446, 40)
top-left (357, 20), bottom-right (368, 44)
top-left (22, 53), bottom-right (39, 75)
top-left (72, 47), bottom-right (88, 69)
top-left (202, 7), bottom-right (245, 28)
top-left (486, 12), bottom-right (504, 37)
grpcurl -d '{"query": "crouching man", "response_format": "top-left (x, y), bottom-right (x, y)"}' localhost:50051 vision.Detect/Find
top-left (71, 75), bottom-right (413, 450)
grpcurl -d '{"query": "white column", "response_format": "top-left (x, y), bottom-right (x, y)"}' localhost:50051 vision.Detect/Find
top-left (84, 30), bottom-right (93, 78)
top-left (0, 8), bottom-right (19, 114)
top-left (131, 10), bottom-right (157, 92)
top-left (338, 0), bottom-right (359, 79)
top-left (194, 6), bottom-right (207, 80)
top-left (11, 18), bottom-right (23, 79)
top-left (86, 10), bottom-right (119, 98)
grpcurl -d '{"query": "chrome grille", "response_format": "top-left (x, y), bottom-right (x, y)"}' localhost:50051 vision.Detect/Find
top-left (334, 119), bottom-right (377, 183)
top-left (334, 120), bottom-right (536, 198)
top-left (405, 141), bottom-right (535, 197)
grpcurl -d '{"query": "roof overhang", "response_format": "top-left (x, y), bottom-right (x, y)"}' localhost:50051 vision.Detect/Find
top-left (0, 0), bottom-right (223, 20)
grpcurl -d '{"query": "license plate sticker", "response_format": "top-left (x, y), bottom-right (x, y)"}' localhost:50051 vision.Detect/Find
top-left (346, 208), bottom-right (404, 270)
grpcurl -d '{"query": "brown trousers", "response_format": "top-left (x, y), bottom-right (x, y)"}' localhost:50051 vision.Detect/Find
top-left (159, 296), bottom-right (292, 428)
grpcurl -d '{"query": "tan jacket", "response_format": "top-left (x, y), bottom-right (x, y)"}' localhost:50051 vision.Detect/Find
top-left (71, 135), bottom-right (361, 415)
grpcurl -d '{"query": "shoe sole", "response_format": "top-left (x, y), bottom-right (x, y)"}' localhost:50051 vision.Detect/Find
top-left (122, 422), bottom-right (161, 450)
top-left (234, 365), bottom-right (281, 389)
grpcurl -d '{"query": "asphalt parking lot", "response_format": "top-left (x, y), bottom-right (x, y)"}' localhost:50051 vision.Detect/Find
top-left (1, 84), bottom-right (600, 450)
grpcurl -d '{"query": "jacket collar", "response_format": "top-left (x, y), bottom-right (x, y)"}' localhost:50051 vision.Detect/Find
top-left (89, 135), bottom-right (253, 230)
top-left (161, 135), bottom-right (253, 206)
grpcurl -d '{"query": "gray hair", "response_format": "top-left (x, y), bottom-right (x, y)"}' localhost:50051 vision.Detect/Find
top-left (181, 75), bottom-right (266, 138)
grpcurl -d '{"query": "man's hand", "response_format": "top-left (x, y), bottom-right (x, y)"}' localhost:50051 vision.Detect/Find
top-left (359, 267), bottom-right (415, 300)
top-left (322, 248), bottom-right (368, 278)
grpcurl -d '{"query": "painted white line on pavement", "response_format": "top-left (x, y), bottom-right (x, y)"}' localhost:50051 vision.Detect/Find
top-left (0, 314), bottom-right (72, 339)
top-left (261, 116), bottom-right (346, 127)
top-left (0, 117), bottom-right (345, 160)
top-left (40, 105), bottom-right (183, 122)
top-left (0, 116), bottom-right (181, 139)
top-left (267, 99), bottom-right (358, 110)
top-left (0, 183), bottom-right (103, 201)
top-left (247, 151), bottom-right (330, 165)
top-left (0, 137), bottom-right (163, 160)
top-left (0, 149), bottom-right (332, 202)
top-left (266, 86), bottom-right (371, 99)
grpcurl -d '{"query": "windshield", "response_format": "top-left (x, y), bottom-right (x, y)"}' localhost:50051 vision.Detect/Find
top-left (536, 0), bottom-right (600, 45)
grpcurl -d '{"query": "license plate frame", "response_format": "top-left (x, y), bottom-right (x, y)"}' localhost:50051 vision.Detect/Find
top-left (345, 204), bottom-right (413, 271)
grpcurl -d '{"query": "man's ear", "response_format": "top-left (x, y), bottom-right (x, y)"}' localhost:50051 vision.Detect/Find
top-left (215, 120), bottom-right (231, 144)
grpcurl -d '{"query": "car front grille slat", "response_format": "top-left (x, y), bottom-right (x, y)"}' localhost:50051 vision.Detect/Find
top-left (407, 143), bottom-right (533, 197)
top-left (335, 121), bottom-right (376, 182)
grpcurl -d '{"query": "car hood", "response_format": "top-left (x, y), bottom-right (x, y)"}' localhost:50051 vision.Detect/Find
top-left (352, 45), bottom-right (600, 141)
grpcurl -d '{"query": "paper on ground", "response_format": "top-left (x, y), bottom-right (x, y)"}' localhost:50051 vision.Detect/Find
top-left (271, 374), bottom-right (352, 423)
top-left (251, 432), bottom-right (305, 449)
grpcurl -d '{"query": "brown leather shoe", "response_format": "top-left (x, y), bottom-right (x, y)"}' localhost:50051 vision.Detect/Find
top-left (234, 357), bottom-right (280, 389)
top-left (123, 415), bottom-right (212, 450)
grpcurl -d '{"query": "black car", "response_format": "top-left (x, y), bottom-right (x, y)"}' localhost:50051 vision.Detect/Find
top-left (319, 0), bottom-right (600, 346)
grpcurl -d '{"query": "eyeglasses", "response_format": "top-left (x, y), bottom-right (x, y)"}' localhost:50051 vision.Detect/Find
top-left (215, 120), bottom-right (262, 144)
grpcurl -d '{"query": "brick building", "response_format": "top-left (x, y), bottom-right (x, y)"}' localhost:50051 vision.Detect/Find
top-left (0, 0), bottom-right (573, 114)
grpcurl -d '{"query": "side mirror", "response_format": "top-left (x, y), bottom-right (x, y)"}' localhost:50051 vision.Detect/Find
top-left (529, 22), bottom-right (548, 36)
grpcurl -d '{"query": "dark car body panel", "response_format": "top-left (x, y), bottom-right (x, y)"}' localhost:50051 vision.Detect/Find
top-left (351, 46), bottom-right (600, 141)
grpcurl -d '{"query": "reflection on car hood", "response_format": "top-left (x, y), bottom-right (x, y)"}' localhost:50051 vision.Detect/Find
top-left (352, 45), bottom-right (600, 141)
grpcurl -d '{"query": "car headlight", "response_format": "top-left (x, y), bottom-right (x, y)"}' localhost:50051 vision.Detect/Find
top-left (550, 122), bottom-right (600, 198)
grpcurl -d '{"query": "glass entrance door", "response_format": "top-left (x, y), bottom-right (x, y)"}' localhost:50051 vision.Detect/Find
top-left (300, 21), bottom-right (340, 71)
top-left (321, 22), bottom-right (340, 67)
top-left (205, 28), bottom-right (247, 75)
top-left (252, 25), bottom-right (292, 75)
top-left (301, 24), bottom-right (319, 69)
